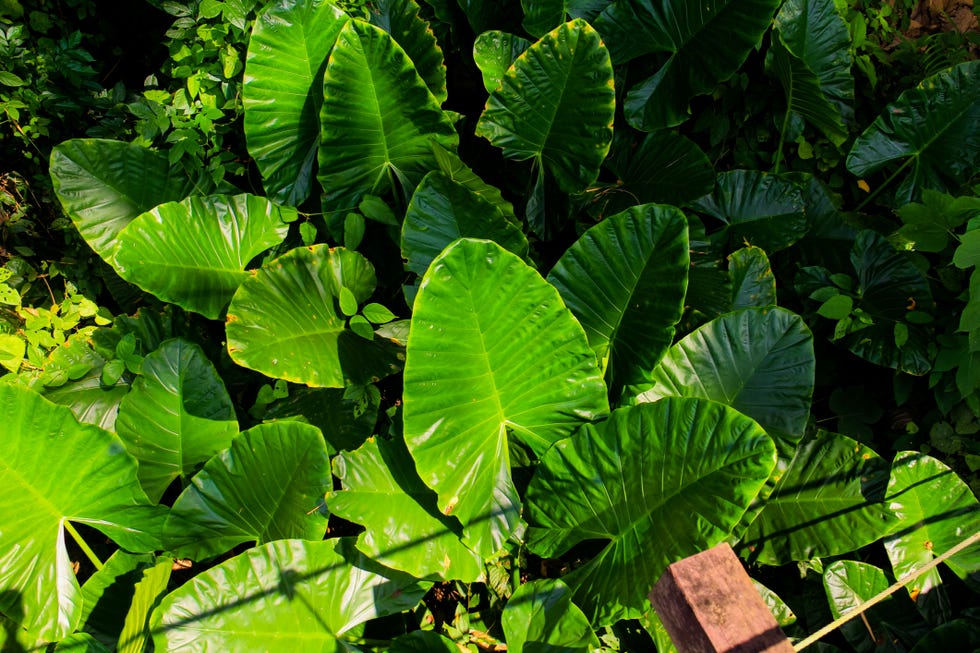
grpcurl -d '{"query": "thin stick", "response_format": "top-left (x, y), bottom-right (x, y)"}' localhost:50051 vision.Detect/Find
top-left (64, 520), bottom-right (104, 572)
top-left (794, 529), bottom-right (980, 651)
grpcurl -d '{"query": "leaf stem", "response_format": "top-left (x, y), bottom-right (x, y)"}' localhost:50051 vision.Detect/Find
top-left (794, 529), bottom-right (980, 651)
top-left (774, 107), bottom-right (791, 175)
top-left (64, 520), bottom-right (104, 572)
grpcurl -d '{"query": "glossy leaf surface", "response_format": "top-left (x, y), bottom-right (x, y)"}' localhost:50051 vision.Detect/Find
top-left (49, 139), bottom-right (200, 262)
top-left (115, 338), bottom-right (239, 503)
top-left (729, 246), bottom-right (776, 309)
top-left (526, 400), bottom-right (775, 625)
top-left (885, 451), bottom-right (980, 588)
top-left (165, 422), bottom-right (331, 560)
top-left (243, 0), bottom-right (349, 205)
top-left (475, 19), bottom-right (614, 193)
top-left (594, 0), bottom-right (781, 129)
top-left (636, 307), bottom-right (814, 454)
top-left (328, 436), bottom-right (483, 581)
top-left (114, 194), bottom-right (291, 319)
top-left (226, 244), bottom-right (403, 387)
top-left (741, 430), bottom-right (895, 564)
top-left (401, 171), bottom-right (529, 276)
top-left (404, 238), bottom-right (608, 556)
top-left (0, 386), bottom-right (165, 641)
top-left (150, 538), bottom-right (425, 651)
top-left (501, 578), bottom-right (599, 652)
top-left (318, 19), bottom-right (457, 215)
top-left (847, 60), bottom-right (980, 204)
top-left (368, 0), bottom-right (447, 103)
top-left (547, 204), bottom-right (689, 390)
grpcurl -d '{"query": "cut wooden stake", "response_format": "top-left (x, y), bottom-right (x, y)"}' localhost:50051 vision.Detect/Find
top-left (650, 543), bottom-right (794, 653)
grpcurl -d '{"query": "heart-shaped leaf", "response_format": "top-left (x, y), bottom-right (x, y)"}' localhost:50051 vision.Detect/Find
top-left (327, 436), bottom-right (484, 581)
top-left (49, 139), bottom-right (202, 262)
top-left (226, 244), bottom-right (403, 387)
top-left (243, 0), bottom-right (349, 205)
top-left (472, 30), bottom-right (531, 93)
top-left (403, 238), bottom-right (608, 557)
top-left (740, 430), bottom-right (896, 564)
top-left (369, 0), bottom-right (447, 103)
top-left (115, 338), bottom-right (239, 503)
top-left (475, 18), bottom-right (614, 194)
top-left (0, 386), bottom-right (165, 642)
top-left (318, 19), bottom-right (458, 217)
top-left (546, 204), bottom-right (689, 391)
top-left (635, 307), bottom-right (815, 455)
top-left (113, 194), bottom-right (291, 319)
top-left (164, 422), bottom-right (331, 560)
top-left (526, 399), bottom-right (775, 625)
top-left (847, 60), bottom-right (980, 204)
top-left (149, 538), bottom-right (425, 651)
top-left (691, 170), bottom-right (808, 254)
top-left (594, 0), bottom-right (782, 129)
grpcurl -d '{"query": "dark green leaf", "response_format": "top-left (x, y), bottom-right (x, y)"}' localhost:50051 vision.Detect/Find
top-left (729, 246), bottom-right (776, 309)
top-left (369, 0), bottom-right (447, 103)
top-left (895, 190), bottom-right (980, 252)
top-left (475, 19), bottom-right (615, 194)
top-left (472, 30), bottom-right (531, 93)
top-left (846, 60), bottom-right (980, 204)
top-left (547, 204), bottom-right (689, 390)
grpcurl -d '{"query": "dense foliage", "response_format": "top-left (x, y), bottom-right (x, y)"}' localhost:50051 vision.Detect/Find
top-left (1, 0), bottom-right (979, 651)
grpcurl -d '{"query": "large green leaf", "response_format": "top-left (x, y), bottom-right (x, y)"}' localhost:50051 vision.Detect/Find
top-left (150, 538), bottom-right (425, 651)
top-left (501, 578), bottom-right (599, 652)
top-left (593, 0), bottom-right (782, 130)
top-left (740, 430), bottom-right (896, 565)
top-left (164, 422), bottom-right (330, 560)
top-left (43, 367), bottom-right (130, 432)
top-left (327, 436), bottom-right (484, 581)
top-left (472, 30), bottom-right (531, 93)
top-left (635, 307), bottom-right (815, 455)
top-left (318, 19), bottom-right (458, 216)
top-left (0, 386), bottom-right (165, 642)
top-left (729, 246), bottom-right (776, 309)
top-left (115, 560), bottom-right (170, 653)
top-left (823, 560), bottom-right (922, 653)
top-left (115, 338), bottom-right (239, 503)
top-left (768, 0), bottom-right (854, 146)
top-left (430, 142), bottom-right (518, 226)
top-left (475, 19), bottom-right (615, 194)
top-left (884, 451), bottom-right (980, 589)
top-left (401, 171), bottom-right (529, 276)
top-left (369, 0), bottom-right (447, 103)
top-left (113, 194), bottom-right (291, 319)
top-left (546, 204), bottom-right (689, 391)
top-left (77, 551), bottom-right (156, 649)
top-left (600, 130), bottom-right (715, 213)
top-left (526, 400), bottom-right (775, 625)
top-left (846, 60), bottom-right (980, 204)
top-left (691, 170), bottom-right (808, 254)
top-left (226, 244), bottom-right (403, 387)
top-left (49, 139), bottom-right (202, 262)
top-left (403, 238), bottom-right (608, 557)
top-left (243, 0), bottom-right (349, 205)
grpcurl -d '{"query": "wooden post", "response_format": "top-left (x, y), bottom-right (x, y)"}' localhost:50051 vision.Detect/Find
top-left (650, 543), bottom-right (795, 653)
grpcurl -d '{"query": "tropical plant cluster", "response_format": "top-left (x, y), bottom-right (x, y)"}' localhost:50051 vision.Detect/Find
top-left (1, 0), bottom-right (979, 651)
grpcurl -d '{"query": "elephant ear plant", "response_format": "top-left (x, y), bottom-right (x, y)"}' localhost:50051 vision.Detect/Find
top-left (2, 0), bottom-right (978, 650)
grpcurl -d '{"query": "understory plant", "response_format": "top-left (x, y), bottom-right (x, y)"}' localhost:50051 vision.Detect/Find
top-left (1, 0), bottom-right (979, 651)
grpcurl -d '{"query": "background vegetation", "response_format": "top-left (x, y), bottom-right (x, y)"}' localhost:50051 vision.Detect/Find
top-left (1, 0), bottom-right (978, 651)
